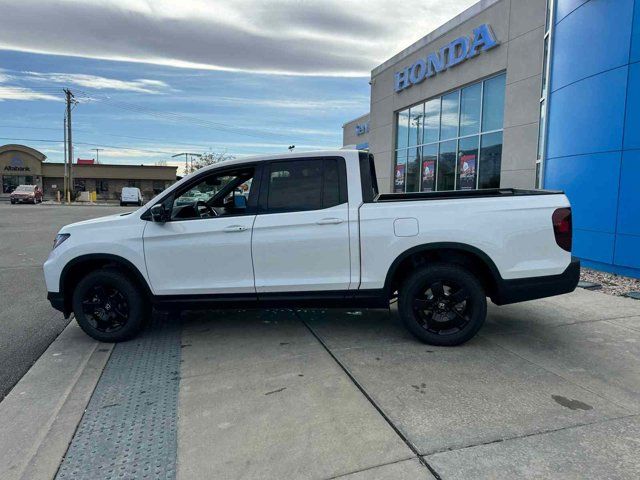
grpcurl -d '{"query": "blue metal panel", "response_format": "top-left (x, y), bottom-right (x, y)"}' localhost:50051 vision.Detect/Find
top-left (573, 229), bottom-right (615, 264)
top-left (632, 0), bottom-right (640, 63)
top-left (551, 0), bottom-right (633, 92)
top-left (547, 67), bottom-right (627, 159)
top-left (555, 0), bottom-right (590, 23)
top-left (616, 150), bottom-right (640, 236)
top-left (544, 153), bottom-right (621, 233)
top-left (624, 62), bottom-right (640, 150)
top-left (614, 234), bottom-right (640, 269)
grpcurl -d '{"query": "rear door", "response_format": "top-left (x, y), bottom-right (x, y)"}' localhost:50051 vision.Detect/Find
top-left (251, 157), bottom-right (351, 293)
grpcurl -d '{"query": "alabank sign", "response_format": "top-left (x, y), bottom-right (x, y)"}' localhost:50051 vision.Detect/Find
top-left (394, 24), bottom-right (499, 92)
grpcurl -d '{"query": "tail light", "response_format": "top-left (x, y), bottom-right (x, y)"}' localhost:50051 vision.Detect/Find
top-left (552, 208), bottom-right (572, 252)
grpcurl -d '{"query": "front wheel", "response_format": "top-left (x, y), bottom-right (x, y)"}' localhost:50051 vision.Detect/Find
top-left (398, 263), bottom-right (487, 346)
top-left (72, 269), bottom-right (148, 342)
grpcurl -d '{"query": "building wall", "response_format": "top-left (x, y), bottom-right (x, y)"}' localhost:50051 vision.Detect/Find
top-left (368, 0), bottom-right (546, 192)
top-left (342, 114), bottom-right (370, 149)
top-left (544, 0), bottom-right (640, 278)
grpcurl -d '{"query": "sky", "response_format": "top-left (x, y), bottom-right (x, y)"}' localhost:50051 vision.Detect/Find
top-left (0, 0), bottom-right (476, 173)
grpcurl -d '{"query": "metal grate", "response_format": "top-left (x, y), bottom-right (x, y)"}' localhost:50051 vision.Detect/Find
top-left (56, 315), bottom-right (181, 480)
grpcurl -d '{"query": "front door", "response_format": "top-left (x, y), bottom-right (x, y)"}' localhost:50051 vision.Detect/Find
top-left (251, 158), bottom-right (351, 292)
top-left (143, 165), bottom-right (257, 296)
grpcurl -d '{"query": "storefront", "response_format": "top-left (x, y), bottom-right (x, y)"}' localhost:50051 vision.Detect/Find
top-left (344, 0), bottom-right (640, 278)
top-left (1, 144), bottom-right (178, 202)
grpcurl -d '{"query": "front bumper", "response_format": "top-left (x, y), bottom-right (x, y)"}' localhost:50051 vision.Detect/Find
top-left (492, 257), bottom-right (581, 305)
top-left (47, 291), bottom-right (70, 318)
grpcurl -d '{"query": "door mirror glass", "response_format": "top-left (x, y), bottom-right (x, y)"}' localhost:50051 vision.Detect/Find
top-left (150, 204), bottom-right (166, 223)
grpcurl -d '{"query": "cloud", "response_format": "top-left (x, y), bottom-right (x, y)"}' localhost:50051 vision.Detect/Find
top-left (0, 86), bottom-right (60, 102)
top-left (23, 72), bottom-right (171, 94)
top-left (0, 0), bottom-right (478, 76)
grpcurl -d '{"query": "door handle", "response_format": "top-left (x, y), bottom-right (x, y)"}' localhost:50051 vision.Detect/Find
top-left (223, 225), bottom-right (248, 232)
top-left (316, 218), bottom-right (343, 225)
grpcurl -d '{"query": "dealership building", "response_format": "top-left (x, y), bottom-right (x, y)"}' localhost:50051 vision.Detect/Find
top-left (1, 144), bottom-right (178, 202)
top-left (344, 0), bottom-right (640, 279)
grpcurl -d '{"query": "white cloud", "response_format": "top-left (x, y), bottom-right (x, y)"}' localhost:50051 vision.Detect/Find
top-left (23, 72), bottom-right (171, 93)
top-left (0, 0), bottom-right (478, 76)
top-left (0, 86), bottom-right (60, 102)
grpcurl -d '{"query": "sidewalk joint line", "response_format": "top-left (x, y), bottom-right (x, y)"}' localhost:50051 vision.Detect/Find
top-left (294, 310), bottom-right (442, 480)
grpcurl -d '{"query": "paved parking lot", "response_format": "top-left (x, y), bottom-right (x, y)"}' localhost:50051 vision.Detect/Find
top-left (0, 204), bottom-right (639, 479)
top-left (0, 203), bottom-right (130, 399)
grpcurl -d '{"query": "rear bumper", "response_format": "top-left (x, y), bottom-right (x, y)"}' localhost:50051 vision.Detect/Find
top-left (492, 258), bottom-right (580, 305)
top-left (47, 291), bottom-right (70, 317)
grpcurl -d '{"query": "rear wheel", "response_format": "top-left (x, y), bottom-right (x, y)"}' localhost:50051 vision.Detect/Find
top-left (398, 263), bottom-right (486, 346)
top-left (72, 269), bottom-right (148, 342)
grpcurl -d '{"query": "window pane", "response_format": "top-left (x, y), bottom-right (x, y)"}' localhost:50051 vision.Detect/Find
top-left (437, 140), bottom-right (457, 191)
top-left (482, 74), bottom-right (505, 132)
top-left (537, 100), bottom-right (546, 160)
top-left (535, 162), bottom-right (541, 189)
top-left (440, 92), bottom-right (459, 140)
top-left (408, 105), bottom-right (424, 147)
top-left (457, 136), bottom-right (479, 190)
top-left (323, 159), bottom-right (341, 208)
top-left (394, 150), bottom-right (407, 193)
top-left (397, 109), bottom-right (410, 150)
top-left (460, 83), bottom-right (482, 137)
top-left (478, 132), bottom-right (503, 189)
top-left (421, 144), bottom-right (437, 192)
top-left (406, 147), bottom-right (421, 192)
top-left (423, 99), bottom-right (440, 144)
top-left (268, 160), bottom-right (322, 211)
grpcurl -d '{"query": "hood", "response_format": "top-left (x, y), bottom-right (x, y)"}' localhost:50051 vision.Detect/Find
top-left (60, 211), bottom-right (136, 232)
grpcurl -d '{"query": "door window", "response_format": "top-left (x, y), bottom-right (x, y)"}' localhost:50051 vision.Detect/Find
top-left (264, 158), bottom-right (346, 213)
top-left (170, 167), bottom-right (255, 220)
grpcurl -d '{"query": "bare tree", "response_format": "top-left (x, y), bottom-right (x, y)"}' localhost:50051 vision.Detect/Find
top-left (185, 151), bottom-right (234, 174)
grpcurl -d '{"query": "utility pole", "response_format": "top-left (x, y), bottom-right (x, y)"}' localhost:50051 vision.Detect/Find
top-left (63, 114), bottom-right (68, 200)
top-left (172, 152), bottom-right (201, 175)
top-left (64, 89), bottom-right (75, 202)
top-left (91, 148), bottom-right (103, 164)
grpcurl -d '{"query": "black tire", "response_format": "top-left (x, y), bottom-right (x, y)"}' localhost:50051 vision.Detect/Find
top-left (398, 263), bottom-right (487, 346)
top-left (120, 201), bottom-right (125, 206)
top-left (72, 269), bottom-right (148, 342)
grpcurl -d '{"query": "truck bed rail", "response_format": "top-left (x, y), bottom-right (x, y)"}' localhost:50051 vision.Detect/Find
top-left (375, 188), bottom-right (563, 202)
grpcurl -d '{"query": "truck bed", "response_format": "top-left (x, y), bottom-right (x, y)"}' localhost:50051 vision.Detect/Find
top-left (375, 188), bottom-right (564, 202)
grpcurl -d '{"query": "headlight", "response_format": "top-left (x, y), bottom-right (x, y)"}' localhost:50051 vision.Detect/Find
top-left (53, 233), bottom-right (70, 250)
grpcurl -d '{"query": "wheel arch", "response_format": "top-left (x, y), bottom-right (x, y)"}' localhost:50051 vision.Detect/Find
top-left (60, 254), bottom-right (152, 314)
top-left (383, 242), bottom-right (503, 301)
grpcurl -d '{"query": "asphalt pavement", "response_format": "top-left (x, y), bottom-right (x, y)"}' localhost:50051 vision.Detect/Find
top-left (0, 203), bottom-right (130, 399)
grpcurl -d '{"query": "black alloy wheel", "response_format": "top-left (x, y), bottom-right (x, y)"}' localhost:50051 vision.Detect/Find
top-left (398, 263), bottom-right (487, 346)
top-left (81, 285), bottom-right (129, 333)
top-left (72, 269), bottom-right (148, 342)
top-left (413, 280), bottom-right (472, 335)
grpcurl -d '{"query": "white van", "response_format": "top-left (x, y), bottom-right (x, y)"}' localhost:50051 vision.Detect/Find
top-left (120, 187), bottom-right (144, 206)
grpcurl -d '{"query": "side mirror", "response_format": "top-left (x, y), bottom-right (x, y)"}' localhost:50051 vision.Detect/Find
top-left (234, 195), bottom-right (247, 209)
top-left (150, 204), bottom-right (167, 223)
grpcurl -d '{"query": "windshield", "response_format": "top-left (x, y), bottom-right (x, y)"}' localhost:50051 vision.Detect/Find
top-left (15, 185), bottom-right (34, 192)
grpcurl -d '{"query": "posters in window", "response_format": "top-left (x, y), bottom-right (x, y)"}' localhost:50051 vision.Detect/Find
top-left (421, 159), bottom-right (435, 191)
top-left (394, 163), bottom-right (405, 192)
top-left (458, 153), bottom-right (476, 190)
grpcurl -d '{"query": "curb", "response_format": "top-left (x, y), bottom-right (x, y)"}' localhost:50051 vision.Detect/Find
top-left (0, 321), bottom-right (113, 480)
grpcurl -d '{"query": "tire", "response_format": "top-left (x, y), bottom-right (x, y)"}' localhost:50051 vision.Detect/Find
top-left (10, 200), bottom-right (15, 205)
top-left (398, 263), bottom-right (487, 346)
top-left (72, 269), bottom-right (149, 342)
top-left (120, 201), bottom-right (125, 206)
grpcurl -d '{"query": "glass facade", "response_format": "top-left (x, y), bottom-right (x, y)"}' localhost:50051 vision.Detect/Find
top-left (394, 73), bottom-right (506, 192)
top-left (536, 0), bottom-right (555, 188)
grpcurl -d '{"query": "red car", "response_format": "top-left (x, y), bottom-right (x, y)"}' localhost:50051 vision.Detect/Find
top-left (10, 185), bottom-right (43, 204)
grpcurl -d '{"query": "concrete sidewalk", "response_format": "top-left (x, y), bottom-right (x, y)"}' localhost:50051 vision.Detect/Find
top-left (1, 288), bottom-right (639, 480)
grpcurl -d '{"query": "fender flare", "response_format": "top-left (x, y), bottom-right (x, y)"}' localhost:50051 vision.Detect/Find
top-left (59, 253), bottom-right (152, 298)
top-left (382, 242), bottom-right (503, 295)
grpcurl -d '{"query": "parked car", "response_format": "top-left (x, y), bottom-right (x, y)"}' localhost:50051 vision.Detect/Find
top-left (120, 187), bottom-right (143, 206)
top-left (44, 150), bottom-right (579, 345)
top-left (10, 185), bottom-right (42, 204)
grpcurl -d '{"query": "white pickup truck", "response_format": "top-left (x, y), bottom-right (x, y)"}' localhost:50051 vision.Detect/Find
top-left (45, 150), bottom-right (579, 346)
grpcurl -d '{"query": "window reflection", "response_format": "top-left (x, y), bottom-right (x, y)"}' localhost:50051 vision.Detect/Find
top-left (440, 92), bottom-right (459, 140)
